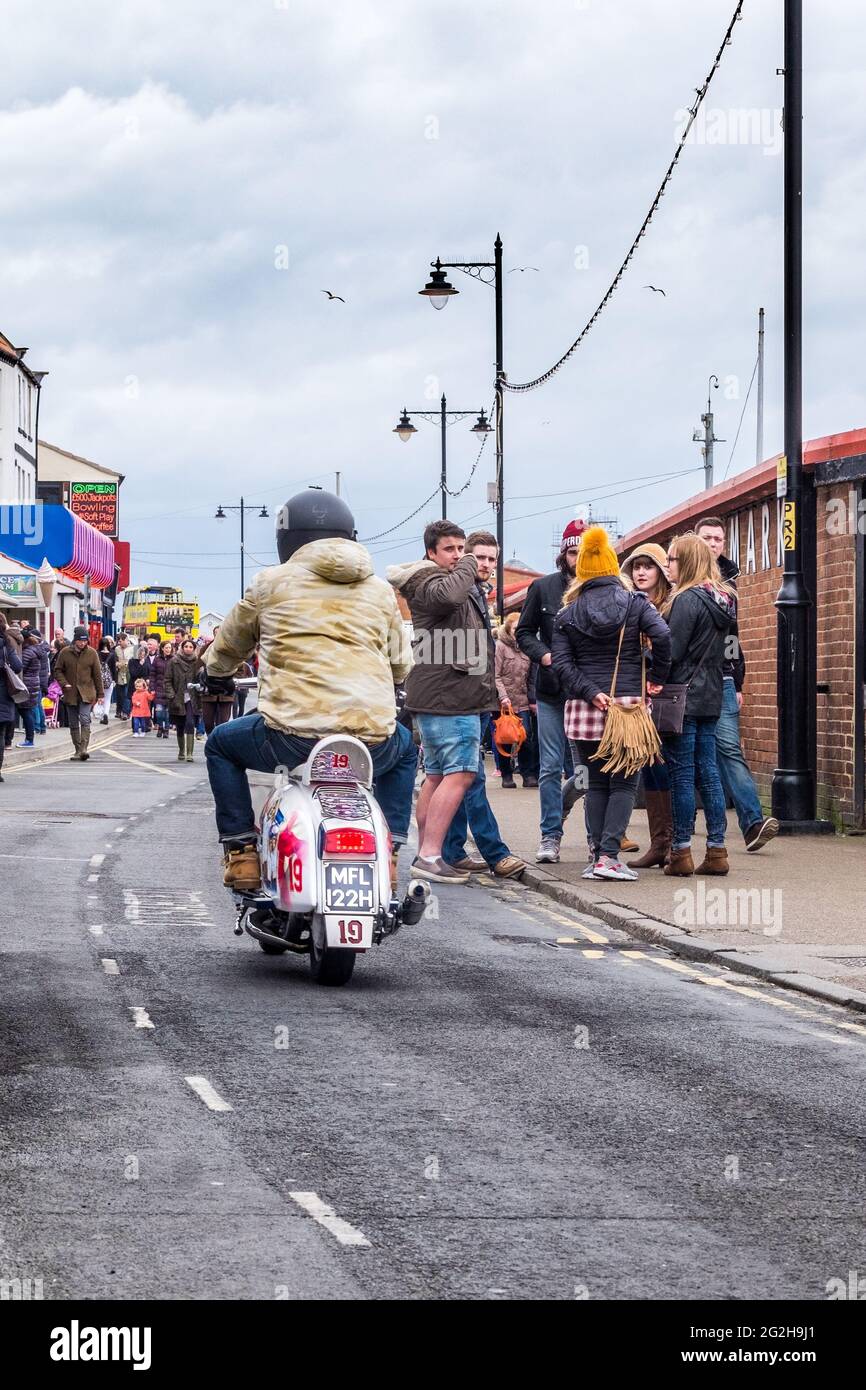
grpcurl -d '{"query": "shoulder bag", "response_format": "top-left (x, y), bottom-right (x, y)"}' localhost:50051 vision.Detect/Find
top-left (650, 635), bottom-right (713, 736)
top-left (591, 620), bottom-right (662, 777)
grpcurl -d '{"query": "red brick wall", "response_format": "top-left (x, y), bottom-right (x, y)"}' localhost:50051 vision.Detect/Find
top-left (630, 485), bottom-right (860, 827)
top-left (815, 483), bottom-right (857, 827)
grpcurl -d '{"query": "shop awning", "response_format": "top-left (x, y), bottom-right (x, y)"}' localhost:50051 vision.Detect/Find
top-left (0, 504), bottom-right (115, 588)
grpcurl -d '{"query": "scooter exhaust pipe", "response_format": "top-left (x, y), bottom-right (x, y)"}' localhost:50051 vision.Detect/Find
top-left (400, 878), bottom-right (431, 926)
top-left (245, 922), bottom-right (308, 954)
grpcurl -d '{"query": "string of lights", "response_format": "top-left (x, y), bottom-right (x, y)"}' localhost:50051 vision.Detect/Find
top-left (500, 0), bottom-right (747, 395)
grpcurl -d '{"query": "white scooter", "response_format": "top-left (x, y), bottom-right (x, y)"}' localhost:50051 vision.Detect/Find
top-left (205, 681), bottom-right (429, 986)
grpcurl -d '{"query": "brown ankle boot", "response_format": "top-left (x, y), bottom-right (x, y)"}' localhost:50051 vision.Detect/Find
top-left (696, 846), bottom-right (729, 875)
top-left (632, 790), bottom-right (672, 868)
top-left (664, 846), bottom-right (694, 876)
top-left (223, 844), bottom-right (262, 892)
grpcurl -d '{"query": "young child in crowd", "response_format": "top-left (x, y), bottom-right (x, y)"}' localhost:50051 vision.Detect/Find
top-left (130, 678), bottom-right (154, 736)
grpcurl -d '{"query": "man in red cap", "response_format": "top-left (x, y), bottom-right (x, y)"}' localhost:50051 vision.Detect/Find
top-left (516, 520), bottom-right (584, 863)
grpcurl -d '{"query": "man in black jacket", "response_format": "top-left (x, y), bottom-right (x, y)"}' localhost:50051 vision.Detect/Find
top-left (696, 517), bottom-right (778, 851)
top-left (516, 520), bottom-right (583, 862)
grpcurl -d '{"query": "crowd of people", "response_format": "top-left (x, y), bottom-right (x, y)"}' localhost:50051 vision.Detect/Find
top-left (389, 512), bottom-right (777, 884)
top-left (0, 619), bottom-right (254, 772)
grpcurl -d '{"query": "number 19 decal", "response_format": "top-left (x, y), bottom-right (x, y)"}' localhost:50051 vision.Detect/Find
top-left (338, 919), bottom-right (363, 945)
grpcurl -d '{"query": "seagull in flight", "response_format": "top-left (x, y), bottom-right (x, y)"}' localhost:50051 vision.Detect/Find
top-left (509, 266), bottom-right (540, 273)
top-left (321, 290), bottom-right (345, 302)
top-left (643, 284), bottom-right (666, 297)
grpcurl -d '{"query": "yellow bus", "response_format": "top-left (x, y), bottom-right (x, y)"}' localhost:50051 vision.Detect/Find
top-left (122, 585), bottom-right (200, 643)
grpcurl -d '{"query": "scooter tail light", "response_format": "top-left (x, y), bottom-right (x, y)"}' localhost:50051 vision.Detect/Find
top-left (322, 827), bottom-right (377, 856)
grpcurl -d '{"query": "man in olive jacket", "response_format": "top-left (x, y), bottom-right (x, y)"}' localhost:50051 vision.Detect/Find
top-left (388, 520), bottom-right (497, 884)
top-left (54, 626), bottom-right (104, 761)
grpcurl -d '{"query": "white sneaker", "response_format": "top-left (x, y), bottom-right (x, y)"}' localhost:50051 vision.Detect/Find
top-left (535, 837), bottom-right (561, 864)
top-left (581, 861), bottom-right (597, 880)
top-left (593, 857), bottom-right (638, 881)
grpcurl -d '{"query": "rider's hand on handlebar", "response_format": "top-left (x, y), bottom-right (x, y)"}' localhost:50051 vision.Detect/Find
top-left (204, 673), bottom-right (236, 696)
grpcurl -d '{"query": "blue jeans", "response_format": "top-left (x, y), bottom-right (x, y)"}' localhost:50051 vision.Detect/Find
top-left (132, 717), bottom-right (148, 733)
top-left (205, 713), bottom-right (418, 846)
top-left (537, 700), bottom-right (572, 839)
top-left (663, 716), bottom-right (727, 850)
top-left (33, 700), bottom-right (46, 733)
top-left (443, 750), bottom-right (510, 868)
top-left (118, 684), bottom-right (132, 716)
top-left (715, 677), bottom-right (764, 836)
top-left (153, 701), bottom-right (170, 733)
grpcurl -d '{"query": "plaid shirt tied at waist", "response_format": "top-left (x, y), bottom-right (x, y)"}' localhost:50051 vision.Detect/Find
top-left (564, 695), bottom-right (646, 742)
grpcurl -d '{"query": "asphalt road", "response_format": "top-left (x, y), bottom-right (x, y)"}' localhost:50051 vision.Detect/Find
top-left (2, 727), bottom-right (866, 1301)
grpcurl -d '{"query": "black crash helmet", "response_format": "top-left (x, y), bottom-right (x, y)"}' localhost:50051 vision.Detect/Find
top-left (275, 488), bottom-right (357, 563)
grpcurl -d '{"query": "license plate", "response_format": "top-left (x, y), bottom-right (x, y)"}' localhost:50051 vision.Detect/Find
top-left (323, 861), bottom-right (376, 913)
top-left (324, 915), bottom-right (374, 949)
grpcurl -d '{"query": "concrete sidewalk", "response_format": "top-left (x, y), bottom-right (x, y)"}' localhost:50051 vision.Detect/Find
top-left (485, 772), bottom-right (866, 1010)
top-left (1, 719), bottom-right (134, 773)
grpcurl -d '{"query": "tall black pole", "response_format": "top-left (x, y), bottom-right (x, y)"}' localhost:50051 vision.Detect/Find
top-left (494, 234), bottom-right (505, 621)
top-left (772, 0), bottom-right (814, 823)
top-left (440, 394), bottom-right (447, 520)
top-left (240, 496), bottom-right (245, 599)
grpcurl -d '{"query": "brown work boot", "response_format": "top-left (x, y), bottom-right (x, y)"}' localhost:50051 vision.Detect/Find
top-left (69, 732), bottom-right (82, 760)
top-left (696, 846), bottom-right (730, 875)
top-left (620, 835), bottom-right (640, 853)
top-left (492, 855), bottom-right (526, 879)
top-left (223, 844), bottom-right (262, 892)
top-left (632, 790), bottom-right (673, 868)
top-left (450, 856), bottom-right (488, 873)
top-left (664, 847), bottom-right (695, 877)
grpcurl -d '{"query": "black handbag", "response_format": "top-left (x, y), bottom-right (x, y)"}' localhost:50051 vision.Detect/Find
top-left (650, 639), bottom-right (713, 736)
top-left (650, 682), bottom-right (689, 735)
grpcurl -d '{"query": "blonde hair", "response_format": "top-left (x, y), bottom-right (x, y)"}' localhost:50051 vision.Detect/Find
top-left (499, 612), bottom-right (520, 639)
top-left (563, 571), bottom-right (628, 608)
top-left (662, 532), bottom-right (734, 617)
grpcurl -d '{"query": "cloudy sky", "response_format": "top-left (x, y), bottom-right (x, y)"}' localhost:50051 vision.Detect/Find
top-left (2, 0), bottom-right (864, 613)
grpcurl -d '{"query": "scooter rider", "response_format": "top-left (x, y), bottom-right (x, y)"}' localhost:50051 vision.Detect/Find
top-left (203, 489), bottom-right (417, 892)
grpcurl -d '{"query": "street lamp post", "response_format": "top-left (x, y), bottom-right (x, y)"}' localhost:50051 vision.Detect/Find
top-left (772, 0), bottom-right (818, 827)
top-left (393, 396), bottom-right (491, 520)
top-left (419, 235), bottom-right (506, 616)
top-left (215, 498), bottom-right (270, 598)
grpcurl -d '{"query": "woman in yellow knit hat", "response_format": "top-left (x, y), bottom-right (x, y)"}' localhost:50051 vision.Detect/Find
top-left (550, 527), bottom-right (672, 881)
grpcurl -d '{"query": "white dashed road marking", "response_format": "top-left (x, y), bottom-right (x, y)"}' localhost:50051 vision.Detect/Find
top-left (185, 1075), bottom-right (233, 1112)
top-left (89, 925), bottom-right (104, 937)
top-left (90, 854), bottom-right (105, 868)
top-left (101, 958), bottom-right (120, 976)
top-left (129, 1007), bottom-right (154, 1030)
top-left (0, 854), bottom-right (89, 862)
top-left (288, 1191), bottom-right (371, 1248)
